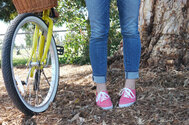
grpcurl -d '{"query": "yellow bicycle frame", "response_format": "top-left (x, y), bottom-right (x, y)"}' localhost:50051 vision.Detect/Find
top-left (29, 9), bottom-right (53, 77)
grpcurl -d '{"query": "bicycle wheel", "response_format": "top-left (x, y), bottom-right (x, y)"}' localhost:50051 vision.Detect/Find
top-left (1, 13), bottom-right (59, 116)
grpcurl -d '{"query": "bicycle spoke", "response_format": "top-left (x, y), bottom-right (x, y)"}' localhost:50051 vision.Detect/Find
top-left (14, 45), bottom-right (29, 61)
top-left (42, 69), bottom-right (51, 86)
top-left (38, 87), bottom-right (44, 102)
top-left (26, 68), bottom-right (32, 85)
top-left (28, 83), bottom-right (32, 105)
top-left (24, 47), bottom-right (32, 58)
top-left (35, 90), bottom-right (39, 106)
top-left (2, 13), bottom-right (59, 114)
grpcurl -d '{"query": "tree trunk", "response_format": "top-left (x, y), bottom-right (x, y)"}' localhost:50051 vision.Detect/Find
top-left (139, 0), bottom-right (189, 69)
top-left (109, 0), bottom-right (189, 70)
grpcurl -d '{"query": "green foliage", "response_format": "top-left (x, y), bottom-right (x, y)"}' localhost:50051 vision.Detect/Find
top-left (57, 0), bottom-right (122, 64)
top-left (0, 0), bottom-right (122, 64)
top-left (56, 0), bottom-right (90, 64)
top-left (25, 34), bottom-right (32, 47)
top-left (59, 30), bottom-right (89, 64)
top-left (57, 13), bottom-right (90, 64)
top-left (0, 0), bottom-right (17, 22)
top-left (12, 59), bottom-right (27, 66)
top-left (0, 59), bottom-right (27, 67)
top-left (108, 0), bottom-right (122, 56)
top-left (22, 23), bottom-right (35, 47)
top-left (56, 0), bottom-right (86, 26)
top-left (62, 33), bottom-right (82, 63)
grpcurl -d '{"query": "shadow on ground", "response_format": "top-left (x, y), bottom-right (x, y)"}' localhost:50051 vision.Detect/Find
top-left (0, 65), bottom-right (188, 124)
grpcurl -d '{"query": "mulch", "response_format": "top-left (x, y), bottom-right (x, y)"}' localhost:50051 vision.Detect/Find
top-left (0, 65), bottom-right (188, 125)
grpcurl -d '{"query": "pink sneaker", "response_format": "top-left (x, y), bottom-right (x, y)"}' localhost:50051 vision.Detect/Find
top-left (96, 91), bottom-right (113, 110)
top-left (119, 88), bottom-right (136, 108)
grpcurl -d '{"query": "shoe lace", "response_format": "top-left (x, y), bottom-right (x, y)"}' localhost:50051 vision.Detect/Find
top-left (119, 88), bottom-right (135, 98)
top-left (96, 92), bottom-right (110, 102)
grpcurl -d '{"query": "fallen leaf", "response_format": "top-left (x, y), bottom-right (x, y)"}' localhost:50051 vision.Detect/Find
top-left (102, 120), bottom-right (107, 125)
top-left (79, 117), bottom-right (85, 124)
top-left (74, 98), bottom-right (80, 104)
top-left (70, 113), bottom-right (80, 122)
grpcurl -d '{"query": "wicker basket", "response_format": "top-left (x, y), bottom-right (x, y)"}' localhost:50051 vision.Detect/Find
top-left (13, 0), bottom-right (57, 14)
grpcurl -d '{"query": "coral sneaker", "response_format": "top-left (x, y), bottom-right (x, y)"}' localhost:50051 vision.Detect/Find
top-left (119, 88), bottom-right (136, 108)
top-left (96, 91), bottom-right (113, 110)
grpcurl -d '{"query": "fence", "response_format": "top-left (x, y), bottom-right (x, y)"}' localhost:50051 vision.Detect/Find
top-left (0, 30), bottom-right (70, 50)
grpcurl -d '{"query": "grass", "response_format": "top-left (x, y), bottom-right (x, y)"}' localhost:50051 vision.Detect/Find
top-left (0, 58), bottom-right (27, 68)
top-left (12, 59), bottom-right (28, 67)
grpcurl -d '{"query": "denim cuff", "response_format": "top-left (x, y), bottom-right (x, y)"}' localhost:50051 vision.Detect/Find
top-left (93, 76), bottom-right (106, 84)
top-left (125, 72), bottom-right (139, 79)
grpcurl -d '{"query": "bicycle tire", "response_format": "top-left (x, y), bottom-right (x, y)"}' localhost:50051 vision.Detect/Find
top-left (1, 13), bottom-right (59, 116)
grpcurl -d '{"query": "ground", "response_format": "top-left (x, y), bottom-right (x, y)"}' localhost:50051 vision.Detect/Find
top-left (0, 65), bottom-right (189, 125)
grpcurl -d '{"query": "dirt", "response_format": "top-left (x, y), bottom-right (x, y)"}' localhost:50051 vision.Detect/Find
top-left (0, 64), bottom-right (189, 125)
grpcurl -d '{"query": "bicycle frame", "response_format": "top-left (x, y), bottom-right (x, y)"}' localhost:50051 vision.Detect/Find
top-left (29, 9), bottom-right (53, 77)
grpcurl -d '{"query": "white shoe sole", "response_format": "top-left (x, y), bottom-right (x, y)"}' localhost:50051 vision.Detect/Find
top-left (101, 105), bottom-right (113, 110)
top-left (119, 102), bottom-right (135, 108)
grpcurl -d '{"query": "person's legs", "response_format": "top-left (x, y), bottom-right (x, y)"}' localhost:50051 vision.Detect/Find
top-left (85, 0), bottom-right (110, 92)
top-left (117, 0), bottom-right (141, 88)
top-left (86, 0), bottom-right (113, 110)
top-left (117, 0), bottom-right (141, 107)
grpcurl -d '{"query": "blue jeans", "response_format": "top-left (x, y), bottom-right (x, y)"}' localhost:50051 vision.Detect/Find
top-left (86, 0), bottom-right (141, 83)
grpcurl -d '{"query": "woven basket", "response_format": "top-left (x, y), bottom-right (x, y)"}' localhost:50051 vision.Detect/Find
top-left (13, 0), bottom-right (57, 14)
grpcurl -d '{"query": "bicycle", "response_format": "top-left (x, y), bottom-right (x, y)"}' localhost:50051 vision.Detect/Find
top-left (1, 0), bottom-right (64, 116)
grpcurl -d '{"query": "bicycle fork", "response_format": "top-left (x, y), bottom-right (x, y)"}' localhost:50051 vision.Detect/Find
top-left (29, 9), bottom-right (53, 78)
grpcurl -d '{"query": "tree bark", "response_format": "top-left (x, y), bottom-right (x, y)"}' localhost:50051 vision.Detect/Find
top-left (139, 0), bottom-right (189, 69)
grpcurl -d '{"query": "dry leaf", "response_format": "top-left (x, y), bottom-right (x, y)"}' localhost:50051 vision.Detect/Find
top-left (102, 120), bottom-right (107, 125)
top-left (70, 113), bottom-right (80, 122)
